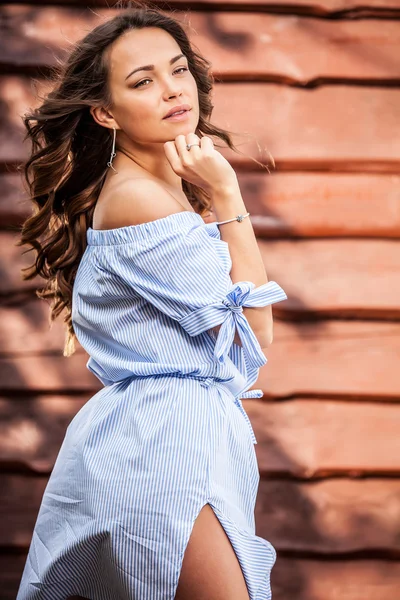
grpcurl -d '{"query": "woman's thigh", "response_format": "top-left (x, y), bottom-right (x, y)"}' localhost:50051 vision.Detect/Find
top-left (175, 503), bottom-right (250, 600)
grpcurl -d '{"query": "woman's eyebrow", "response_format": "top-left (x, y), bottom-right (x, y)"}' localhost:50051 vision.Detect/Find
top-left (125, 53), bottom-right (186, 81)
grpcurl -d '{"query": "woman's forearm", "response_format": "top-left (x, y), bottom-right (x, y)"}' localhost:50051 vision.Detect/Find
top-left (210, 183), bottom-right (273, 348)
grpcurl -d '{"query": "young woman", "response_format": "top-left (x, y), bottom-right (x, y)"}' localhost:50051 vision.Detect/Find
top-left (16, 5), bottom-right (287, 600)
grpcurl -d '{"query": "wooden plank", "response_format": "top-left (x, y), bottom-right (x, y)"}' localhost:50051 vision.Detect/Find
top-left (0, 353), bottom-right (99, 393)
top-left (238, 172), bottom-right (400, 239)
top-left (4, 0), bottom-right (398, 15)
top-left (259, 238), bottom-right (400, 319)
top-left (0, 396), bottom-right (89, 473)
top-left (213, 84), bottom-right (400, 169)
top-left (1, 298), bottom-right (400, 397)
top-left (0, 475), bottom-right (47, 546)
top-left (259, 320), bottom-right (400, 400)
top-left (1, 76), bottom-right (400, 169)
top-left (3, 172), bottom-right (400, 238)
top-left (0, 173), bottom-right (30, 228)
top-left (1, 396), bottom-right (399, 476)
top-left (271, 558), bottom-right (400, 600)
top-left (1, 475), bottom-right (400, 553)
top-left (0, 298), bottom-right (73, 354)
top-left (1, 7), bottom-right (400, 82)
top-left (3, 235), bottom-right (400, 319)
top-left (245, 399), bottom-right (400, 477)
top-left (256, 479), bottom-right (400, 553)
top-left (0, 554), bottom-right (27, 600)
top-left (1, 552), bottom-right (399, 600)
top-left (0, 231), bottom-right (38, 296)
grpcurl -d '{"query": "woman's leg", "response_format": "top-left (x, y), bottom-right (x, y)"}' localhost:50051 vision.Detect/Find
top-left (175, 503), bottom-right (250, 600)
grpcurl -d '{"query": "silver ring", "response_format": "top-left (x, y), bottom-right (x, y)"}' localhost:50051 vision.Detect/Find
top-left (186, 143), bottom-right (200, 151)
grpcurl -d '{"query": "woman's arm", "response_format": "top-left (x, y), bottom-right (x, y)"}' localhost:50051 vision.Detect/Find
top-left (210, 183), bottom-right (274, 349)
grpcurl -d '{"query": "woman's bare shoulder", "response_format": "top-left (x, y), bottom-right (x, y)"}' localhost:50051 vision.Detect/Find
top-left (92, 177), bottom-right (190, 230)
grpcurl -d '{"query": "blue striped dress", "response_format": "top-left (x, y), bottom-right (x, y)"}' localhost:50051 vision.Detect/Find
top-left (17, 210), bottom-right (287, 600)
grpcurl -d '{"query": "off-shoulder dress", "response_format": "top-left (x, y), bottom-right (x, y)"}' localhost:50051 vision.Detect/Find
top-left (17, 210), bottom-right (287, 600)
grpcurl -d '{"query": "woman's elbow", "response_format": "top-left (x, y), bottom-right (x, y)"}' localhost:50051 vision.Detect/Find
top-left (257, 328), bottom-right (273, 349)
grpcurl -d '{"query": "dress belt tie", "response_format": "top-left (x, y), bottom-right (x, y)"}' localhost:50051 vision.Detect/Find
top-left (198, 376), bottom-right (262, 444)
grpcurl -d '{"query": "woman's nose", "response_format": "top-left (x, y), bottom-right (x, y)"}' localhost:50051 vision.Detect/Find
top-left (164, 79), bottom-right (183, 99)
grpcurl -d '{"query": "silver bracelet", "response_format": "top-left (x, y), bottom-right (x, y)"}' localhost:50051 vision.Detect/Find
top-left (216, 212), bottom-right (250, 226)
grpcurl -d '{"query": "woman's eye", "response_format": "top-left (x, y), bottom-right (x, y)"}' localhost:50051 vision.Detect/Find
top-left (174, 67), bottom-right (188, 75)
top-left (133, 67), bottom-right (188, 89)
top-left (134, 78), bottom-right (151, 89)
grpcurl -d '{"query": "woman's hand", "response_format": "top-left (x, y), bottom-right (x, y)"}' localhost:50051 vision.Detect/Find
top-left (163, 133), bottom-right (239, 197)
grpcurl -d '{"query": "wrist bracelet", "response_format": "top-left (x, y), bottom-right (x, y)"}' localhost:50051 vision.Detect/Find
top-left (216, 212), bottom-right (250, 226)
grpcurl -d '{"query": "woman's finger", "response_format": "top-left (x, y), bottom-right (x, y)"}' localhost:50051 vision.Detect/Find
top-left (199, 136), bottom-right (214, 153)
top-left (185, 133), bottom-right (201, 153)
top-left (174, 133), bottom-right (200, 160)
top-left (163, 140), bottom-right (182, 172)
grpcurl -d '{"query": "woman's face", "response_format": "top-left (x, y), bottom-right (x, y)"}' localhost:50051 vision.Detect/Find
top-left (105, 27), bottom-right (200, 146)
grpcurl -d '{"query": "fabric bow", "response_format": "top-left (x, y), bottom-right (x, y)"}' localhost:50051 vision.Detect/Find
top-left (214, 280), bottom-right (287, 368)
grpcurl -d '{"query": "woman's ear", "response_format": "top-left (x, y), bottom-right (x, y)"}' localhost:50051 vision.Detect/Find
top-left (90, 105), bottom-right (118, 130)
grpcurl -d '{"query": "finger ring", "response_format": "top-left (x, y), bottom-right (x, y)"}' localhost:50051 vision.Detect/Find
top-left (186, 143), bottom-right (200, 151)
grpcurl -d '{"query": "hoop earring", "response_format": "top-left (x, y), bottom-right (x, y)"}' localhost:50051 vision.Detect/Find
top-left (107, 127), bottom-right (117, 173)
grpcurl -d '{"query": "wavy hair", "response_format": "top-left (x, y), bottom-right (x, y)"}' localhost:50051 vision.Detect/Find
top-left (16, 2), bottom-right (269, 358)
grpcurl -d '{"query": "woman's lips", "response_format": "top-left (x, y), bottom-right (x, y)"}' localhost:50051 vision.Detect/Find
top-left (164, 109), bottom-right (192, 121)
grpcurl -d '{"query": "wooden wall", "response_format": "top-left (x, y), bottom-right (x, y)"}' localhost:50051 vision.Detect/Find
top-left (1, 1), bottom-right (400, 598)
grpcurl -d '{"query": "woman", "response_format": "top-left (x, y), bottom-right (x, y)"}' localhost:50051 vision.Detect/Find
top-left (16, 5), bottom-right (287, 600)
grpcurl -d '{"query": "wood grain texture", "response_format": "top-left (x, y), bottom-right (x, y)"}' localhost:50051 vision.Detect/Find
top-left (245, 399), bottom-right (400, 476)
top-left (0, 396), bottom-right (89, 473)
top-left (1, 76), bottom-right (400, 170)
top-left (0, 353), bottom-right (99, 393)
top-left (259, 238), bottom-right (400, 319)
top-left (0, 232), bottom-right (400, 322)
top-left (238, 172), bottom-right (400, 238)
top-left (1, 1), bottom-right (399, 596)
top-left (3, 171), bottom-right (400, 238)
top-left (1, 300), bottom-right (399, 398)
top-left (271, 558), bottom-right (400, 600)
top-left (1, 396), bottom-right (399, 476)
top-left (259, 320), bottom-right (400, 400)
top-left (1, 475), bottom-right (400, 553)
top-left (3, 234), bottom-right (400, 319)
top-left (4, 0), bottom-right (399, 14)
top-left (256, 479), bottom-right (400, 553)
top-left (1, 552), bottom-right (399, 600)
top-left (1, 7), bottom-right (400, 83)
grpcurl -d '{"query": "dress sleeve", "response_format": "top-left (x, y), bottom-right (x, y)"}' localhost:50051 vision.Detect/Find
top-left (108, 218), bottom-right (288, 370)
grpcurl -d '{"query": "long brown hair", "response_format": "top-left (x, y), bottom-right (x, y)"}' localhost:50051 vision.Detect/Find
top-left (16, 3), bottom-right (269, 358)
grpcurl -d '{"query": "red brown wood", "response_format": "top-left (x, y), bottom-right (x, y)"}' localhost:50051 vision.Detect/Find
top-left (0, 297), bottom-right (75, 354)
top-left (3, 0), bottom-right (398, 13)
top-left (0, 233), bottom-right (400, 318)
top-left (2, 475), bottom-right (400, 553)
top-left (1, 309), bottom-right (400, 399)
top-left (244, 399), bottom-right (400, 477)
top-left (1, 396), bottom-right (399, 476)
top-left (259, 320), bottom-right (400, 400)
top-left (0, 396), bottom-right (89, 473)
top-left (238, 172), bottom-right (400, 238)
top-left (0, 554), bottom-right (28, 600)
top-left (1, 1), bottom-right (400, 594)
top-left (259, 238), bottom-right (400, 319)
top-left (0, 173), bottom-right (30, 228)
top-left (1, 76), bottom-right (400, 169)
top-left (255, 479), bottom-right (400, 553)
top-left (0, 354), bottom-right (99, 393)
top-left (271, 558), bottom-right (400, 600)
top-left (1, 7), bottom-right (400, 82)
top-left (1, 552), bottom-right (399, 600)
top-left (4, 171), bottom-right (400, 239)
top-left (3, 233), bottom-right (400, 320)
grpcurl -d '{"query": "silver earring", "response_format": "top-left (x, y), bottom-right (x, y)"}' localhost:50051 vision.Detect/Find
top-left (107, 127), bottom-right (117, 173)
